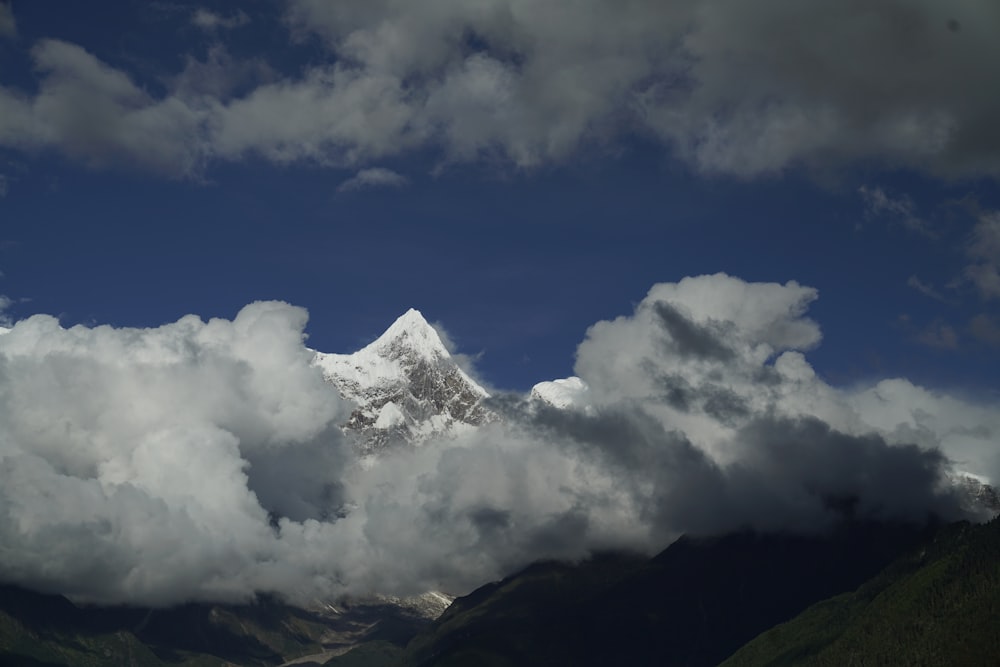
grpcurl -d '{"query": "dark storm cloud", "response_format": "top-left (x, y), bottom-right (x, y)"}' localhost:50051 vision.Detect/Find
top-left (725, 416), bottom-right (963, 528)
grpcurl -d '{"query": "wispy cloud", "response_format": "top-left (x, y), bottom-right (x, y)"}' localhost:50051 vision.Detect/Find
top-left (0, 3), bottom-right (15, 40)
top-left (970, 314), bottom-right (1000, 347)
top-left (915, 320), bottom-right (959, 349)
top-left (337, 167), bottom-right (408, 193)
top-left (964, 212), bottom-right (1000, 300)
top-left (0, 294), bottom-right (12, 327)
top-left (191, 8), bottom-right (249, 31)
top-left (859, 185), bottom-right (933, 236)
top-left (431, 318), bottom-right (491, 392)
top-left (907, 275), bottom-right (949, 303)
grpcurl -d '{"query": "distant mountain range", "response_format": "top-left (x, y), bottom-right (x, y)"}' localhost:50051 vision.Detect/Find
top-left (1, 310), bottom-right (998, 666)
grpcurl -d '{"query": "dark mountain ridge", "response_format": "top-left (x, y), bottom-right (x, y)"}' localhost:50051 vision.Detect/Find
top-left (399, 517), bottom-right (941, 667)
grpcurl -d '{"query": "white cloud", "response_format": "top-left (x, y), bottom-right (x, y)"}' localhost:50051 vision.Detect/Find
top-left (0, 302), bottom-right (352, 605)
top-left (0, 276), bottom-right (996, 607)
top-left (209, 65), bottom-right (423, 166)
top-left (567, 275), bottom-right (998, 484)
top-left (0, 40), bottom-right (208, 176)
top-left (284, 0), bottom-right (1000, 177)
top-left (3, 2), bottom-right (1000, 178)
top-left (336, 167), bottom-right (408, 193)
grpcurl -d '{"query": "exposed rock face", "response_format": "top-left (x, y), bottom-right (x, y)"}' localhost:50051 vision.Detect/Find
top-left (955, 474), bottom-right (1000, 517)
top-left (314, 309), bottom-right (492, 454)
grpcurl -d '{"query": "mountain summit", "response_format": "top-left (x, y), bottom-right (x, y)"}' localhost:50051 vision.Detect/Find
top-left (314, 309), bottom-right (492, 453)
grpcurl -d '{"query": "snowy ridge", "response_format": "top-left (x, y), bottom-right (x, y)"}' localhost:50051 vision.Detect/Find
top-left (953, 474), bottom-right (1000, 518)
top-left (530, 376), bottom-right (589, 409)
top-left (314, 309), bottom-right (492, 453)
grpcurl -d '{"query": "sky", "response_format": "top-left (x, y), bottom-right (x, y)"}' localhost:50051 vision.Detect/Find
top-left (0, 0), bottom-right (998, 392)
top-left (0, 0), bottom-right (999, 608)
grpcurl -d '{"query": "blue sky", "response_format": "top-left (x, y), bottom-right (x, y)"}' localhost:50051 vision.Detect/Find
top-left (1, 0), bottom-right (998, 392)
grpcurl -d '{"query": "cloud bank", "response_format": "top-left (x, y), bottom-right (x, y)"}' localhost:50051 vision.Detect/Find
top-left (0, 276), bottom-right (997, 607)
top-left (2, 1), bottom-right (999, 178)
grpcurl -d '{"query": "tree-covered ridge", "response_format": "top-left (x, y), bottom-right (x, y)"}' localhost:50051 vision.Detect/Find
top-left (397, 520), bottom-right (933, 667)
top-left (722, 516), bottom-right (1000, 666)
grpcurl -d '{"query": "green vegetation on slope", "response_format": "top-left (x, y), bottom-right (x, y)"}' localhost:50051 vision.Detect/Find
top-left (401, 520), bottom-right (931, 667)
top-left (0, 586), bottom-right (393, 666)
top-left (721, 516), bottom-right (1000, 666)
top-left (402, 553), bottom-right (646, 667)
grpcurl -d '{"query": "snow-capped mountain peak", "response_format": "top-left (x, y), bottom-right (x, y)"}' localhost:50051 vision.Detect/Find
top-left (314, 309), bottom-right (491, 453)
top-left (370, 308), bottom-right (451, 363)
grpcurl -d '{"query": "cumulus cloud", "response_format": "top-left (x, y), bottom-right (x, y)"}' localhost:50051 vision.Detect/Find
top-left (0, 302), bottom-right (353, 605)
top-left (564, 276), bottom-right (1000, 485)
top-left (336, 167), bottom-right (408, 193)
top-left (3, 2), bottom-right (1000, 178)
top-left (0, 275), bottom-right (997, 608)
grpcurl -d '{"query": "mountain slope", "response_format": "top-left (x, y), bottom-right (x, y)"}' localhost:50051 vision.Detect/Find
top-left (314, 309), bottom-right (492, 454)
top-left (721, 516), bottom-right (1000, 667)
top-left (0, 586), bottom-right (433, 667)
top-left (399, 519), bottom-right (935, 667)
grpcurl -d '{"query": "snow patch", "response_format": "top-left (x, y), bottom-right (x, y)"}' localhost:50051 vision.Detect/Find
top-left (375, 401), bottom-right (405, 429)
top-left (531, 376), bottom-right (589, 409)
